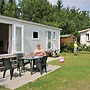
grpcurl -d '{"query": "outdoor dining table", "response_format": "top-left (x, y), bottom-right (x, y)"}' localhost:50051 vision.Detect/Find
top-left (21, 56), bottom-right (43, 75)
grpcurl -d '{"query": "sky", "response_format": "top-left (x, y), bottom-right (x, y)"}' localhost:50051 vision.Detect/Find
top-left (48, 0), bottom-right (90, 13)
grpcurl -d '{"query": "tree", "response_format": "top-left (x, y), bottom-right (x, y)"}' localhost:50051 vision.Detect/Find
top-left (9, 0), bottom-right (15, 3)
top-left (56, 0), bottom-right (63, 10)
top-left (17, 0), bottom-right (90, 42)
top-left (3, 1), bottom-right (18, 18)
top-left (18, 0), bottom-right (53, 23)
top-left (0, 0), bottom-right (5, 15)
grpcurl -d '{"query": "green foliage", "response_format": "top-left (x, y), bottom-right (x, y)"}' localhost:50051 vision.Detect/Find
top-left (0, 0), bottom-right (5, 15)
top-left (3, 2), bottom-right (18, 18)
top-left (0, 0), bottom-right (90, 40)
top-left (18, 0), bottom-right (90, 38)
top-left (56, 0), bottom-right (63, 10)
top-left (79, 44), bottom-right (90, 53)
top-left (0, 85), bottom-right (10, 90)
top-left (61, 43), bottom-right (90, 53)
top-left (18, 0), bottom-right (52, 22)
top-left (9, 0), bottom-right (15, 3)
top-left (61, 42), bottom-right (74, 52)
top-left (0, 0), bottom-right (18, 18)
top-left (67, 43), bottom-right (74, 52)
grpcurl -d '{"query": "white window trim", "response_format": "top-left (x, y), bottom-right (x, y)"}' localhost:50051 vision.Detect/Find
top-left (46, 30), bottom-right (52, 50)
top-left (48, 41), bottom-right (52, 50)
top-left (32, 30), bottom-right (39, 40)
top-left (86, 33), bottom-right (90, 41)
top-left (53, 31), bottom-right (56, 40)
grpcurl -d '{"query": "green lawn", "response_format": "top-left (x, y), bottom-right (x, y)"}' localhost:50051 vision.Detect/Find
top-left (1, 52), bottom-right (90, 90)
top-left (0, 86), bottom-right (10, 90)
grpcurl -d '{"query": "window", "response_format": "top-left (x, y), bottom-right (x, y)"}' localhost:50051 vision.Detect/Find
top-left (13, 25), bottom-right (24, 53)
top-left (32, 31), bottom-right (39, 39)
top-left (48, 31), bottom-right (51, 40)
top-left (86, 34), bottom-right (89, 41)
top-left (53, 32), bottom-right (56, 40)
top-left (16, 27), bottom-right (22, 52)
top-left (48, 42), bottom-right (51, 49)
top-left (47, 31), bottom-right (52, 49)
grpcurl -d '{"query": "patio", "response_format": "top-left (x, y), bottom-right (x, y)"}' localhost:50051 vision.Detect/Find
top-left (0, 57), bottom-right (61, 90)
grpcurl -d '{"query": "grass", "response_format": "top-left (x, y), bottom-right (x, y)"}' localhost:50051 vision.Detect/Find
top-left (0, 86), bottom-right (10, 90)
top-left (1, 52), bottom-right (90, 90)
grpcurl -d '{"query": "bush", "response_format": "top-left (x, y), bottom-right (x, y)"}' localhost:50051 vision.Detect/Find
top-left (60, 42), bottom-right (74, 52)
top-left (60, 43), bottom-right (90, 53)
top-left (67, 43), bottom-right (74, 52)
top-left (79, 44), bottom-right (90, 53)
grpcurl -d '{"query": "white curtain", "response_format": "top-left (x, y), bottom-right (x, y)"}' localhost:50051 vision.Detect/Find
top-left (8, 24), bottom-right (12, 54)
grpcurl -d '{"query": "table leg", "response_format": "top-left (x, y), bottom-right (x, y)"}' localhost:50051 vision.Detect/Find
top-left (30, 60), bottom-right (33, 75)
top-left (33, 60), bottom-right (35, 69)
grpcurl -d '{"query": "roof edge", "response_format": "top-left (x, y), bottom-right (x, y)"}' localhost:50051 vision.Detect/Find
top-left (60, 34), bottom-right (72, 38)
top-left (0, 15), bottom-right (62, 30)
top-left (79, 28), bottom-right (90, 33)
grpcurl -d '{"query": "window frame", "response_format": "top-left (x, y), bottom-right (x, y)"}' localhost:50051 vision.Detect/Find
top-left (32, 30), bottom-right (39, 40)
top-left (53, 31), bottom-right (56, 40)
top-left (47, 30), bottom-right (52, 50)
top-left (86, 33), bottom-right (89, 41)
top-left (12, 24), bottom-right (24, 53)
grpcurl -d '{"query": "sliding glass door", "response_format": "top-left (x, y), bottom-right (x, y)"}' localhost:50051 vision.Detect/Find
top-left (47, 31), bottom-right (52, 49)
top-left (12, 25), bottom-right (24, 53)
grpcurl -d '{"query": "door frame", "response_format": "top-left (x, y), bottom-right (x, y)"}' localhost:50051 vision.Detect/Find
top-left (12, 24), bottom-right (24, 53)
top-left (46, 30), bottom-right (52, 50)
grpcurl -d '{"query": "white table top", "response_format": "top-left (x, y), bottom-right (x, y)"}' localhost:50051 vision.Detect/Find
top-left (0, 54), bottom-right (16, 59)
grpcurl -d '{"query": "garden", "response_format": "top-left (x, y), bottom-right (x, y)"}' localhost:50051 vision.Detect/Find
top-left (0, 52), bottom-right (90, 90)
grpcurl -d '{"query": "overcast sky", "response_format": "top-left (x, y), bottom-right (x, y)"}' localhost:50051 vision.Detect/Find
top-left (48, 0), bottom-right (90, 13)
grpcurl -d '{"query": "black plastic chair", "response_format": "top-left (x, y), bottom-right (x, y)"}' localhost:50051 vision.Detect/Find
top-left (16, 53), bottom-right (30, 72)
top-left (2, 58), bottom-right (21, 80)
top-left (35, 58), bottom-right (42, 74)
top-left (35, 56), bottom-right (47, 75)
top-left (41, 56), bottom-right (47, 73)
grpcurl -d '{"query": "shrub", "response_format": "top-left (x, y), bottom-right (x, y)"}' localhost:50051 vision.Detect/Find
top-left (60, 42), bottom-right (74, 52)
top-left (79, 44), bottom-right (90, 53)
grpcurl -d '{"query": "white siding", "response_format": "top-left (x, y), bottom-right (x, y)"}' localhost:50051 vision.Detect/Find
top-left (0, 15), bottom-right (61, 53)
top-left (80, 31), bottom-right (90, 46)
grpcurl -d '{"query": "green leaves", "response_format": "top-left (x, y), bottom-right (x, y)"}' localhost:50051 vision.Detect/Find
top-left (18, 0), bottom-right (52, 22)
top-left (0, 0), bottom-right (90, 41)
top-left (0, 0), bottom-right (18, 18)
top-left (0, 0), bottom-right (5, 15)
top-left (3, 2), bottom-right (18, 18)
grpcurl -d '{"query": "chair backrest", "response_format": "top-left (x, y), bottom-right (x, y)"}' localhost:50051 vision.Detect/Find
top-left (41, 56), bottom-right (47, 65)
top-left (17, 53), bottom-right (24, 60)
top-left (2, 58), bottom-right (11, 69)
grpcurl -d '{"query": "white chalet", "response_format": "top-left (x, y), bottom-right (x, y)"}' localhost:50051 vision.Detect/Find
top-left (79, 28), bottom-right (90, 46)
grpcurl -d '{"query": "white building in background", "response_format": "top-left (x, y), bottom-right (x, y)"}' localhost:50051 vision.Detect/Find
top-left (79, 28), bottom-right (90, 46)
